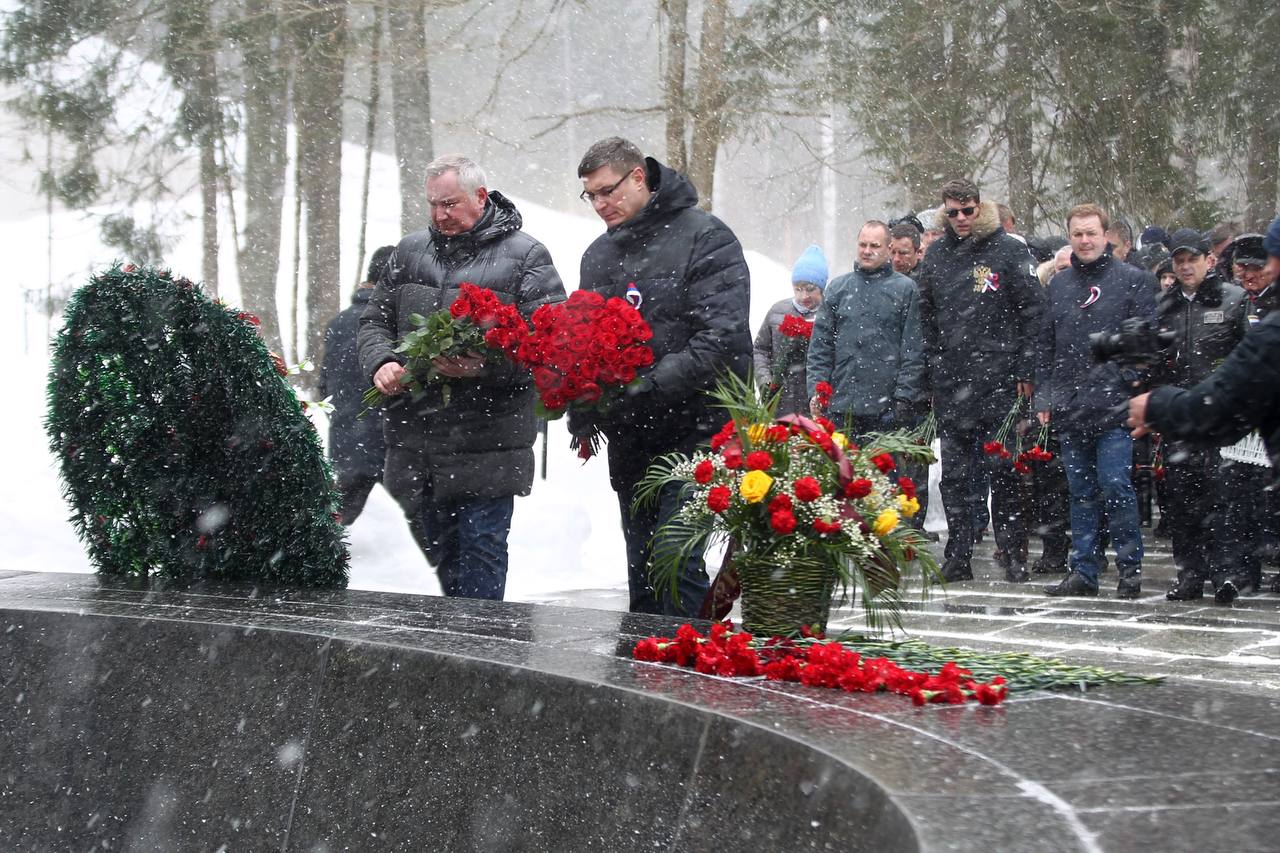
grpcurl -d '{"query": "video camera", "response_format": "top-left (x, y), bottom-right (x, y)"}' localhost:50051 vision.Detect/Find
top-left (1088, 317), bottom-right (1175, 367)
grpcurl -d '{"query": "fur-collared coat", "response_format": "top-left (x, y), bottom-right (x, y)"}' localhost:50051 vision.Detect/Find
top-left (916, 200), bottom-right (1042, 426)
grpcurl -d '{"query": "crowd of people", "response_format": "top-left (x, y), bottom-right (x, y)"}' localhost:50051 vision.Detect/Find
top-left (320, 137), bottom-right (1280, 615)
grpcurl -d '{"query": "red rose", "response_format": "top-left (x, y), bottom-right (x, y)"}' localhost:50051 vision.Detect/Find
top-left (694, 459), bottom-right (715, 484)
top-left (793, 477), bottom-right (822, 502)
top-left (449, 296), bottom-right (470, 319)
top-left (707, 485), bottom-right (732, 513)
top-left (769, 509), bottom-right (797, 535)
top-left (746, 450), bottom-right (773, 471)
top-left (844, 478), bottom-right (872, 499)
top-left (898, 477), bottom-right (917, 500)
top-left (872, 453), bottom-right (895, 473)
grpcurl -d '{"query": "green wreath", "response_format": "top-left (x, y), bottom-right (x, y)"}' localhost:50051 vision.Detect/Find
top-left (46, 264), bottom-right (349, 586)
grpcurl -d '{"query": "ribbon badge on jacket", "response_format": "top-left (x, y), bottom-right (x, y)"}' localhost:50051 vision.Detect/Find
top-left (625, 281), bottom-right (643, 309)
top-left (1079, 286), bottom-right (1102, 309)
top-left (972, 265), bottom-right (999, 293)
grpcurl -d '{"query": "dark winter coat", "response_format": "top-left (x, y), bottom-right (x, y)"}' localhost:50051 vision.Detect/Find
top-left (754, 298), bottom-right (815, 417)
top-left (1242, 284), bottom-right (1278, 334)
top-left (1155, 271), bottom-right (1247, 389)
top-left (357, 192), bottom-right (566, 511)
top-left (807, 263), bottom-right (924, 418)
top-left (1147, 311), bottom-right (1280, 484)
top-left (320, 287), bottom-right (385, 477)
top-left (1033, 249), bottom-right (1157, 433)
top-left (577, 157), bottom-right (752, 490)
top-left (917, 201), bottom-right (1041, 426)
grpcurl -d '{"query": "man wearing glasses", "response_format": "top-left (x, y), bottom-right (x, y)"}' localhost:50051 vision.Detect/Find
top-left (917, 179), bottom-right (1042, 584)
top-left (572, 136), bottom-right (752, 617)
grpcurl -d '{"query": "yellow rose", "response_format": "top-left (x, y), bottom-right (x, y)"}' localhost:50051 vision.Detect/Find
top-left (896, 494), bottom-right (920, 517)
top-left (746, 423), bottom-right (769, 444)
top-left (873, 508), bottom-right (900, 537)
top-left (831, 431), bottom-right (849, 449)
top-left (739, 470), bottom-right (774, 503)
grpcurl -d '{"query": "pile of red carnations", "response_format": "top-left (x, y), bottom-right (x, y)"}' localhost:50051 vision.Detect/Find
top-left (778, 313), bottom-right (814, 339)
top-left (634, 623), bottom-right (1008, 705)
top-left (513, 289), bottom-right (654, 414)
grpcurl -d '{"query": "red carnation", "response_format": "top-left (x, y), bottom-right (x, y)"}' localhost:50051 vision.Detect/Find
top-left (768, 494), bottom-right (793, 514)
top-left (770, 509), bottom-right (797, 535)
top-left (844, 478), bottom-right (873, 499)
top-left (872, 453), bottom-right (895, 473)
top-left (815, 416), bottom-right (837, 435)
top-left (694, 459), bottom-right (715, 484)
top-left (746, 450), bottom-right (773, 471)
top-left (813, 518), bottom-right (842, 535)
top-left (707, 485), bottom-right (731, 513)
top-left (778, 314), bottom-right (814, 339)
top-left (721, 444), bottom-right (743, 470)
top-left (898, 477), bottom-right (917, 500)
top-left (793, 477), bottom-right (822, 502)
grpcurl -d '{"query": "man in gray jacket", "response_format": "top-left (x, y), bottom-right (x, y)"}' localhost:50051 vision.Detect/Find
top-left (359, 154), bottom-right (566, 601)
top-left (807, 220), bottom-right (925, 436)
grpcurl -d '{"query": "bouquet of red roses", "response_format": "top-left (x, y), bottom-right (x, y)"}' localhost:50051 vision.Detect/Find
top-left (362, 282), bottom-right (528, 409)
top-left (511, 289), bottom-right (654, 417)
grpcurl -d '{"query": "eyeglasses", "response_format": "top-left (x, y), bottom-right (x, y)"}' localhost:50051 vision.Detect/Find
top-left (945, 206), bottom-right (977, 218)
top-left (579, 170), bottom-right (633, 203)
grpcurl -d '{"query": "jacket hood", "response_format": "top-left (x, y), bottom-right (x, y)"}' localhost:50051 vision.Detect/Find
top-left (610, 157), bottom-right (698, 235)
top-left (934, 199), bottom-right (1002, 243)
top-left (431, 190), bottom-right (523, 253)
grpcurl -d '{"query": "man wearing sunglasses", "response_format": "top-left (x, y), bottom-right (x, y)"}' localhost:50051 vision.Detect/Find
top-left (917, 179), bottom-right (1042, 584)
top-left (573, 136), bottom-right (752, 618)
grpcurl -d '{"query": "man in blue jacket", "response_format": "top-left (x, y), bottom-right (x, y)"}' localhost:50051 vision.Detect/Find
top-left (1034, 204), bottom-right (1157, 598)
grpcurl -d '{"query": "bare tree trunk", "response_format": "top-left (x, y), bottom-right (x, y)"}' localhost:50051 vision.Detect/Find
top-left (236, 0), bottom-right (289, 353)
top-left (388, 0), bottom-right (433, 235)
top-left (662, 0), bottom-right (688, 173)
top-left (1244, 123), bottom-right (1279, 231)
top-left (1005, 0), bottom-right (1035, 232)
top-left (199, 123), bottom-right (219, 292)
top-left (292, 0), bottom-right (347, 386)
top-left (688, 0), bottom-right (728, 210)
top-left (354, 9), bottom-right (383, 290)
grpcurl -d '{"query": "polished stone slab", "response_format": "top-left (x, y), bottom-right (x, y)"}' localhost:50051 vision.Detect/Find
top-left (3, 571), bottom-right (1278, 852)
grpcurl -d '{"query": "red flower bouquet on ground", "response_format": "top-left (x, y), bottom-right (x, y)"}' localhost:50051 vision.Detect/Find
top-left (512, 289), bottom-right (654, 417)
top-left (362, 282), bottom-right (528, 409)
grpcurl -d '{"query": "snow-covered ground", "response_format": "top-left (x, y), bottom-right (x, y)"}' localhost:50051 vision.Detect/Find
top-left (1, 125), bottom-right (942, 605)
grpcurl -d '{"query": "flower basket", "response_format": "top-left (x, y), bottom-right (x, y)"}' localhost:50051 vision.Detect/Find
top-left (734, 547), bottom-right (837, 636)
top-left (637, 372), bottom-right (939, 635)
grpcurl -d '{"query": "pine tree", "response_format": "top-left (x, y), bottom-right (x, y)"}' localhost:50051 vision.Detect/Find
top-left (46, 265), bottom-right (349, 587)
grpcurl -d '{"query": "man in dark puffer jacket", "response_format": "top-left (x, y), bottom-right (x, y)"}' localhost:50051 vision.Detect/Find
top-left (917, 179), bottom-right (1042, 583)
top-left (574, 137), bottom-right (752, 617)
top-left (358, 155), bottom-right (566, 601)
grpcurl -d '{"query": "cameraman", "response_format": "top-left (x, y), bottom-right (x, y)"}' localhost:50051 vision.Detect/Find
top-left (1130, 219), bottom-right (1280, 598)
top-left (1035, 204), bottom-right (1156, 598)
top-left (1151, 228), bottom-right (1247, 600)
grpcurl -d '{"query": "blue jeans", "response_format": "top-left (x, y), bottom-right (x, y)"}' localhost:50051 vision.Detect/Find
top-left (1059, 428), bottom-right (1143, 585)
top-left (419, 494), bottom-right (514, 600)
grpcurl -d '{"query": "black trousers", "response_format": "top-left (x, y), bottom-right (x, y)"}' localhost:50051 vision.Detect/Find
top-left (1214, 458), bottom-right (1276, 584)
top-left (1163, 443), bottom-right (1222, 582)
top-left (939, 419), bottom-right (1027, 567)
top-left (1030, 430), bottom-right (1070, 562)
top-left (335, 470), bottom-right (380, 525)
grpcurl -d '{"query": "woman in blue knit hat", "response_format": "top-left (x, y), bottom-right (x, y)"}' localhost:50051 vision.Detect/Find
top-left (752, 244), bottom-right (828, 416)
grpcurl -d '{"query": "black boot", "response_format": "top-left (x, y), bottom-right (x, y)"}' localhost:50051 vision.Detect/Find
top-left (1213, 580), bottom-right (1238, 605)
top-left (1032, 555), bottom-right (1068, 575)
top-left (1166, 574), bottom-right (1206, 601)
top-left (1005, 563), bottom-right (1030, 583)
top-left (1044, 572), bottom-right (1098, 597)
top-left (941, 558), bottom-right (973, 583)
top-left (1116, 566), bottom-right (1142, 600)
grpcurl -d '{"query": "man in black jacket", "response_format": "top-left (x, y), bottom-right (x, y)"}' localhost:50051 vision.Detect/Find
top-left (574, 137), bottom-right (751, 617)
top-left (1155, 228), bottom-right (1247, 600)
top-left (917, 179), bottom-right (1041, 583)
top-left (1034, 204), bottom-right (1156, 598)
top-left (321, 246), bottom-right (394, 525)
top-left (1129, 217), bottom-right (1280, 595)
top-left (359, 155), bottom-right (566, 601)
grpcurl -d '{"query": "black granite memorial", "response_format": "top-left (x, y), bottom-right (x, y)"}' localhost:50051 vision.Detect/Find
top-left (2, 570), bottom-right (1278, 852)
